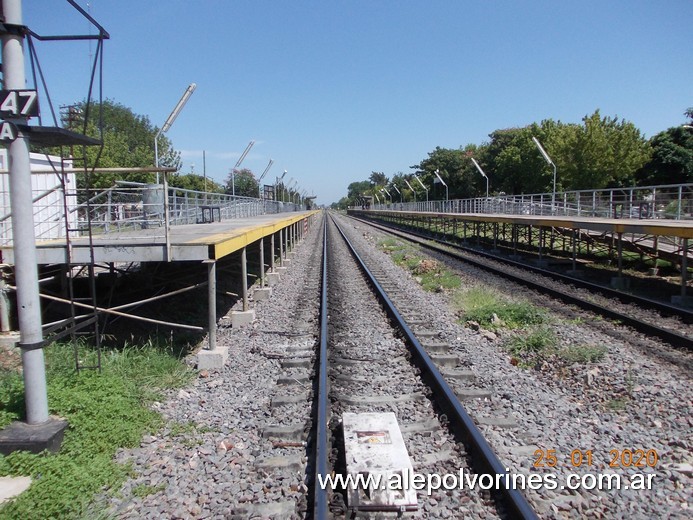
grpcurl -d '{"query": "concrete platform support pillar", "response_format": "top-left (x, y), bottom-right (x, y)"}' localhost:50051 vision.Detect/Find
top-left (241, 246), bottom-right (249, 311)
top-left (206, 260), bottom-right (217, 350)
top-left (572, 229), bottom-right (578, 272)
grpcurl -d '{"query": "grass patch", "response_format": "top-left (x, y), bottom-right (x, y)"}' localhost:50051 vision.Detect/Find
top-left (506, 327), bottom-right (558, 356)
top-left (379, 239), bottom-right (461, 293)
top-left (558, 344), bottom-right (608, 364)
top-left (131, 482), bottom-right (166, 499)
top-left (605, 397), bottom-right (629, 411)
top-left (0, 340), bottom-right (194, 519)
top-left (454, 288), bottom-right (546, 330)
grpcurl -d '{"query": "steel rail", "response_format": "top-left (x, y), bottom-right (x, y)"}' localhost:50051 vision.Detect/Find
top-left (329, 215), bottom-right (539, 520)
top-left (313, 221), bottom-right (330, 520)
top-left (353, 215), bottom-right (693, 349)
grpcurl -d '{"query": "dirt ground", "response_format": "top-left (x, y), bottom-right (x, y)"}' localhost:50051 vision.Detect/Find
top-left (0, 334), bottom-right (21, 372)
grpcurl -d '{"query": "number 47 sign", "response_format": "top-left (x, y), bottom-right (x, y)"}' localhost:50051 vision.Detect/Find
top-left (0, 90), bottom-right (39, 118)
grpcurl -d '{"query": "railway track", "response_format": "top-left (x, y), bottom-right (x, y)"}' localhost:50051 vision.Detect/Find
top-left (348, 214), bottom-right (693, 350)
top-left (310, 214), bottom-right (537, 518)
top-left (105, 210), bottom-right (692, 519)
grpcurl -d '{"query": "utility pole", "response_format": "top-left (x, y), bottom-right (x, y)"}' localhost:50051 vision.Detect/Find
top-left (1, 0), bottom-right (49, 425)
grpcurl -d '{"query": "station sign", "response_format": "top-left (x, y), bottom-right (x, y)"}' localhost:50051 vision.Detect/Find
top-left (0, 89), bottom-right (39, 118)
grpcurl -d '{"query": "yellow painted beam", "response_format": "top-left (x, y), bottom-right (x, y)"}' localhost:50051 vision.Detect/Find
top-left (194, 211), bottom-right (319, 260)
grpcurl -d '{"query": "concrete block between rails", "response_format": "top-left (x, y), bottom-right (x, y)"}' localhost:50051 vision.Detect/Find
top-left (254, 455), bottom-right (303, 471)
top-left (271, 392), bottom-right (311, 407)
top-left (475, 416), bottom-right (518, 428)
top-left (230, 501), bottom-right (297, 519)
top-left (262, 424), bottom-right (307, 442)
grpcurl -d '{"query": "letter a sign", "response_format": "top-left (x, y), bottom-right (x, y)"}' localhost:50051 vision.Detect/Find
top-left (0, 121), bottom-right (18, 142)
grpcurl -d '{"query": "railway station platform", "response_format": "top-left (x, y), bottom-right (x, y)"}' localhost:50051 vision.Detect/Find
top-left (0, 211), bottom-right (318, 265)
top-left (348, 209), bottom-right (693, 303)
top-left (0, 210), bottom-right (321, 369)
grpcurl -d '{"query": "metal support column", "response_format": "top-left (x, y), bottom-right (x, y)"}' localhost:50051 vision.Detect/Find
top-left (538, 227), bottom-right (544, 262)
top-left (241, 246), bottom-right (249, 311)
top-left (682, 238), bottom-right (689, 298)
top-left (2, 0), bottom-right (48, 424)
top-left (572, 229), bottom-right (578, 272)
top-left (0, 279), bottom-right (10, 331)
top-left (271, 233), bottom-right (276, 271)
top-left (513, 224), bottom-right (518, 256)
top-left (206, 260), bottom-right (217, 351)
top-left (617, 232), bottom-right (623, 278)
top-left (259, 238), bottom-right (265, 287)
top-left (279, 229), bottom-right (284, 267)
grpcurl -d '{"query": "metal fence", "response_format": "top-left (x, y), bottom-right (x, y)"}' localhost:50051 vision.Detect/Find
top-left (371, 183), bottom-right (693, 220)
top-left (0, 181), bottom-right (302, 246)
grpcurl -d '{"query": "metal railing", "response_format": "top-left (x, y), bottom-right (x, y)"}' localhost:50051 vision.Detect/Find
top-left (0, 181), bottom-right (302, 246)
top-left (370, 183), bottom-right (693, 220)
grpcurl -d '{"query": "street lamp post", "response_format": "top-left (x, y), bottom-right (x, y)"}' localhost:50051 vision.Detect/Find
top-left (155, 83), bottom-right (196, 183)
top-left (433, 169), bottom-right (448, 201)
top-left (532, 136), bottom-right (557, 214)
top-left (231, 140), bottom-right (255, 198)
top-left (391, 184), bottom-right (401, 202)
top-left (285, 178), bottom-right (296, 203)
top-left (403, 179), bottom-right (416, 203)
top-left (414, 174), bottom-right (428, 202)
top-left (470, 158), bottom-right (489, 199)
top-left (276, 170), bottom-right (287, 202)
top-left (257, 159), bottom-right (274, 199)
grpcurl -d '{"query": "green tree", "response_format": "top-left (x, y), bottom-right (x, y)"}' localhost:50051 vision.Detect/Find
top-left (224, 168), bottom-right (258, 198)
top-left (369, 171), bottom-right (388, 186)
top-left (169, 173), bottom-right (224, 193)
top-left (410, 146), bottom-right (479, 200)
top-left (557, 110), bottom-right (650, 189)
top-left (56, 99), bottom-right (180, 190)
top-left (485, 124), bottom-right (560, 195)
top-left (347, 180), bottom-right (373, 206)
top-left (636, 108), bottom-right (693, 185)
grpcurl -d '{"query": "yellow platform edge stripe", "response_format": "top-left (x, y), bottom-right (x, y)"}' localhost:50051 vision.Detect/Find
top-left (206, 211), bottom-right (320, 260)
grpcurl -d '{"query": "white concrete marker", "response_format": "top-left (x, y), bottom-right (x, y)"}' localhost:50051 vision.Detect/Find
top-left (342, 412), bottom-right (418, 512)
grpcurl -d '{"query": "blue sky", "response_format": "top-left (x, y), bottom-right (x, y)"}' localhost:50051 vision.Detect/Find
top-left (23, 1), bottom-right (693, 205)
